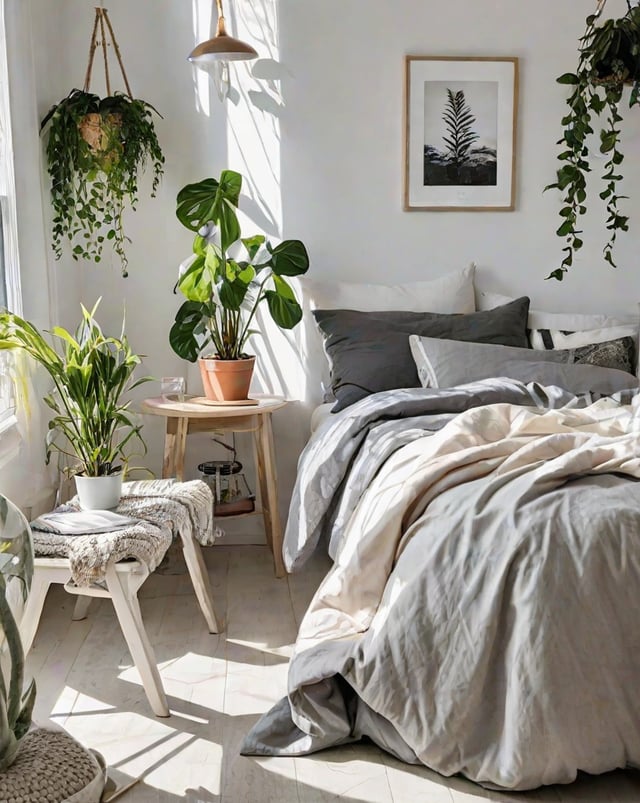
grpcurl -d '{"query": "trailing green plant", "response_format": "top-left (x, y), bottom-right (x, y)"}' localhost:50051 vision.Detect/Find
top-left (442, 89), bottom-right (479, 167)
top-left (0, 495), bottom-right (35, 771)
top-left (170, 169), bottom-right (310, 362)
top-left (0, 301), bottom-right (150, 477)
top-left (40, 89), bottom-right (164, 277)
top-left (545, 2), bottom-right (640, 281)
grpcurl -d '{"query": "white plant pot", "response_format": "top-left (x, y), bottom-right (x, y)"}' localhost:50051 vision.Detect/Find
top-left (74, 473), bottom-right (123, 510)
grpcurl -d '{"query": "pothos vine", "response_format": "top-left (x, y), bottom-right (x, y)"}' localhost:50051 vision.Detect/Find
top-left (545, 1), bottom-right (640, 280)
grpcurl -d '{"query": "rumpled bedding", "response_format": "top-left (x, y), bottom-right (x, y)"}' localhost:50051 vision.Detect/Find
top-left (243, 379), bottom-right (640, 790)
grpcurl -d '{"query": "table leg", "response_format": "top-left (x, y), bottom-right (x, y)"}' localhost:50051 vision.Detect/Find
top-left (180, 533), bottom-right (221, 634)
top-left (163, 416), bottom-right (188, 481)
top-left (105, 564), bottom-right (170, 717)
top-left (72, 596), bottom-right (93, 621)
top-left (254, 413), bottom-right (286, 578)
top-left (20, 567), bottom-right (57, 655)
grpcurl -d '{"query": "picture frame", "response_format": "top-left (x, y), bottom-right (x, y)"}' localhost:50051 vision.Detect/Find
top-left (403, 56), bottom-right (518, 211)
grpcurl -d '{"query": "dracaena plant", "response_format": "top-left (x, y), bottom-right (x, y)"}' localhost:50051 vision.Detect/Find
top-left (545, 2), bottom-right (640, 281)
top-left (0, 495), bottom-right (35, 771)
top-left (0, 301), bottom-right (150, 477)
top-left (169, 170), bottom-right (310, 362)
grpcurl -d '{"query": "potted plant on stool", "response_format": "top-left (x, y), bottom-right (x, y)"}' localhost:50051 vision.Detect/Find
top-left (169, 169), bottom-right (310, 401)
top-left (0, 301), bottom-right (150, 510)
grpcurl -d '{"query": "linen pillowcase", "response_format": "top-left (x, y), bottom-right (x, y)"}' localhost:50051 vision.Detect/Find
top-left (301, 263), bottom-right (476, 314)
top-left (294, 264), bottom-right (477, 405)
top-left (475, 290), bottom-right (639, 330)
top-left (314, 296), bottom-right (530, 412)
top-left (526, 325), bottom-right (637, 375)
top-left (409, 335), bottom-right (638, 394)
top-left (475, 290), bottom-right (640, 375)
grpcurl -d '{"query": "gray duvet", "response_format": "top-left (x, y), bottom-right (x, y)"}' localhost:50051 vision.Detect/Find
top-left (242, 379), bottom-right (640, 790)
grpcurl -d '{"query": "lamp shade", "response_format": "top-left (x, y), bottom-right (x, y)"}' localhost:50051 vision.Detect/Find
top-left (188, 6), bottom-right (258, 64)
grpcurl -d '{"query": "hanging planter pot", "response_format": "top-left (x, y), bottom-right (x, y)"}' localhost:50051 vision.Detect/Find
top-left (40, 8), bottom-right (164, 277)
top-left (545, 0), bottom-right (640, 281)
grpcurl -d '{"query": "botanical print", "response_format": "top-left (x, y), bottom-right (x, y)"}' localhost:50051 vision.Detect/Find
top-left (404, 57), bottom-right (517, 211)
top-left (423, 80), bottom-right (498, 186)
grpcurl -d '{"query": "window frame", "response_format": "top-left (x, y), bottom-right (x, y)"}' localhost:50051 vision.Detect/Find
top-left (0, 0), bottom-right (22, 316)
top-left (0, 0), bottom-right (22, 442)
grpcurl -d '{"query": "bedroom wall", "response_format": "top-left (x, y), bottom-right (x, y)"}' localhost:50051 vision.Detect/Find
top-left (19, 0), bottom-right (640, 528)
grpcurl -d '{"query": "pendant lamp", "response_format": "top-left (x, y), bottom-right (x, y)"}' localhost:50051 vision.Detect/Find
top-left (189, 0), bottom-right (258, 64)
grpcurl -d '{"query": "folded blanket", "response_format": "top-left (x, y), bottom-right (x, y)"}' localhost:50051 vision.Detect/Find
top-left (31, 479), bottom-right (221, 586)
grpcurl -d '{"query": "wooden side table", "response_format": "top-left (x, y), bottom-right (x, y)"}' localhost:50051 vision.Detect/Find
top-left (142, 394), bottom-right (288, 577)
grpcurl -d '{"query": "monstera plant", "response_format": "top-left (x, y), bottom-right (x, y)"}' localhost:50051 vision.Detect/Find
top-left (170, 169), bottom-right (310, 401)
top-left (546, 1), bottom-right (640, 280)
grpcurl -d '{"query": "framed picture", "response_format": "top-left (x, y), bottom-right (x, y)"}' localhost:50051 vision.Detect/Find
top-left (403, 56), bottom-right (518, 211)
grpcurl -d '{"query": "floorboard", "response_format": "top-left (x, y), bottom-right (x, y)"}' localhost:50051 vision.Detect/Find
top-left (24, 545), bottom-right (640, 802)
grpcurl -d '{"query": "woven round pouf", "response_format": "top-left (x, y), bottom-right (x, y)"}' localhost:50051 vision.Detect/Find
top-left (0, 728), bottom-right (106, 803)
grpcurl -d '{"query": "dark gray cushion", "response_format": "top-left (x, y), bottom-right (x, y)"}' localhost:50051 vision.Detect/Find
top-left (313, 296), bottom-right (530, 412)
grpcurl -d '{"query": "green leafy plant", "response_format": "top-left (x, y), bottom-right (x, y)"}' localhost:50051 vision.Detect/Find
top-left (0, 495), bottom-right (35, 771)
top-left (170, 170), bottom-right (310, 362)
top-left (545, 2), bottom-right (640, 281)
top-left (442, 89), bottom-right (480, 167)
top-left (40, 89), bottom-right (165, 277)
top-left (0, 301), bottom-right (150, 477)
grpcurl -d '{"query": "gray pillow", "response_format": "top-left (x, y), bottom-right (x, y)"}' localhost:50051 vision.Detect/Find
top-left (313, 296), bottom-right (530, 412)
top-left (409, 336), bottom-right (638, 394)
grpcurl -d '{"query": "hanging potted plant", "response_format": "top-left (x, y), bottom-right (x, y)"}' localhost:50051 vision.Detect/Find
top-left (0, 301), bottom-right (151, 510)
top-left (545, 0), bottom-right (640, 280)
top-left (40, 8), bottom-right (164, 277)
top-left (169, 169), bottom-right (310, 402)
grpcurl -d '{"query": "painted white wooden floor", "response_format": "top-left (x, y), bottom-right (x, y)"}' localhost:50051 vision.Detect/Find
top-left (26, 545), bottom-right (640, 803)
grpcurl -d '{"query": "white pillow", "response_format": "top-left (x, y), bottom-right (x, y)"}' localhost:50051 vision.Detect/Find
top-left (476, 290), bottom-right (638, 330)
top-left (527, 324), bottom-right (638, 350)
top-left (302, 263), bottom-right (476, 314)
top-left (294, 264), bottom-right (477, 405)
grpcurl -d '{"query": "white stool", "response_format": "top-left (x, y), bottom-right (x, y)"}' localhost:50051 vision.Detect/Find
top-left (21, 522), bottom-right (221, 718)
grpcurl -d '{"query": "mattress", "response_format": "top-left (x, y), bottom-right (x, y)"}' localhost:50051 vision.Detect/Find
top-left (310, 402), bottom-right (334, 434)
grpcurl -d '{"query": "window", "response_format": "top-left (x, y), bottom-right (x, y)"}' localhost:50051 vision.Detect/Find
top-left (0, 0), bottom-right (20, 438)
top-left (0, 0), bottom-right (20, 316)
top-left (0, 204), bottom-right (6, 309)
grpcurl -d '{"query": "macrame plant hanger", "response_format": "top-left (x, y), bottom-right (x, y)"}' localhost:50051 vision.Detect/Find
top-left (83, 6), bottom-right (132, 99)
top-left (593, 0), bottom-right (635, 17)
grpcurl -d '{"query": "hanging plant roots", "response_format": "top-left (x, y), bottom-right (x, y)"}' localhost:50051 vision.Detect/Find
top-left (545, 1), bottom-right (640, 281)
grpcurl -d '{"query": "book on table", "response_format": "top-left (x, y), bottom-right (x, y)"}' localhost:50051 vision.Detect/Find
top-left (30, 509), bottom-right (140, 535)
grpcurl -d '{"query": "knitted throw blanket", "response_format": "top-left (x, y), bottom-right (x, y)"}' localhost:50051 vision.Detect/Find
top-left (31, 479), bottom-right (222, 586)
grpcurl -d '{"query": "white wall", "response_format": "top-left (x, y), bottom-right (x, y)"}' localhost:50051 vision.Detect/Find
top-left (279, 1), bottom-right (640, 312)
top-left (16, 0), bottom-right (640, 522)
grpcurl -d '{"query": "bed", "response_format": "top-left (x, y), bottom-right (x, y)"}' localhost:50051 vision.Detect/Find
top-left (242, 271), bottom-right (640, 791)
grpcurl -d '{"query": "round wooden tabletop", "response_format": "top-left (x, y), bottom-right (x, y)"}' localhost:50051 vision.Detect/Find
top-left (141, 394), bottom-right (288, 419)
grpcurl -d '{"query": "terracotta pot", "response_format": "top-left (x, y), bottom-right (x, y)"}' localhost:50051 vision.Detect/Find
top-left (199, 356), bottom-right (255, 402)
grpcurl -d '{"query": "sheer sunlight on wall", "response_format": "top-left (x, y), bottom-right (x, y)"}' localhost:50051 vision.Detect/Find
top-left (191, 0), bottom-right (310, 407)
top-left (188, 0), bottom-right (310, 528)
